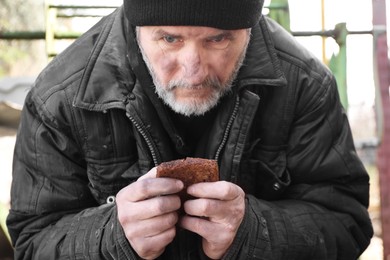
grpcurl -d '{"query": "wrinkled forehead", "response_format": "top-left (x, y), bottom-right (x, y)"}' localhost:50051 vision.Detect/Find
top-left (148, 26), bottom-right (230, 35)
top-left (136, 26), bottom-right (250, 39)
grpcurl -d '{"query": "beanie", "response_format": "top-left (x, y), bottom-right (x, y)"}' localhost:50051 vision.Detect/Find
top-left (123, 0), bottom-right (264, 30)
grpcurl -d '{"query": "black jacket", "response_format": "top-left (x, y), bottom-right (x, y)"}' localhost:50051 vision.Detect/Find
top-left (7, 6), bottom-right (373, 259)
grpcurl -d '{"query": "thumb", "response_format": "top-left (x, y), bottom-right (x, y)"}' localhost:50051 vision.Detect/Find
top-left (137, 167), bottom-right (157, 181)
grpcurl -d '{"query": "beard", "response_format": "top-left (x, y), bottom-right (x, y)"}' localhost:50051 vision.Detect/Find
top-left (138, 35), bottom-right (249, 117)
top-left (154, 75), bottom-right (230, 117)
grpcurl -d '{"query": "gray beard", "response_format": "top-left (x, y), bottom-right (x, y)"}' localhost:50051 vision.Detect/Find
top-left (138, 32), bottom-right (250, 117)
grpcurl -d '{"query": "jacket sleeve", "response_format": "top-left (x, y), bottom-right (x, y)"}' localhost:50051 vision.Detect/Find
top-left (6, 90), bottom-right (138, 259)
top-left (226, 76), bottom-right (373, 259)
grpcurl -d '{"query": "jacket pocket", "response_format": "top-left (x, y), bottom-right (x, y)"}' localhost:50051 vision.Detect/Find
top-left (86, 157), bottom-right (147, 204)
top-left (239, 143), bottom-right (291, 200)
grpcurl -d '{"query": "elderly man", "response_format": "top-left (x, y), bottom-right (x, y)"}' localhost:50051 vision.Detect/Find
top-left (7, 0), bottom-right (373, 259)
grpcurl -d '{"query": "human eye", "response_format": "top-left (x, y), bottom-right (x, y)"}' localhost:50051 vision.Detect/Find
top-left (205, 33), bottom-right (232, 49)
top-left (163, 34), bottom-right (180, 44)
top-left (157, 33), bottom-right (183, 50)
top-left (209, 34), bottom-right (226, 43)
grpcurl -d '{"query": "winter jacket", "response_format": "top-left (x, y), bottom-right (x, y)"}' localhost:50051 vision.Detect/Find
top-left (7, 6), bottom-right (373, 260)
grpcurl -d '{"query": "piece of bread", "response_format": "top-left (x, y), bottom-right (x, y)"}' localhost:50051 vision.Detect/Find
top-left (156, 157), bottom-right (219, 202)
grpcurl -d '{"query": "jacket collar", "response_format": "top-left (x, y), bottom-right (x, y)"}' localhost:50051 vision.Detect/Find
top-left (73, 7), bottom-right (133, 111)
top-left (74, 10), bottom-right (286, 112)
top-left (237, 17), bottom-right (287, 88)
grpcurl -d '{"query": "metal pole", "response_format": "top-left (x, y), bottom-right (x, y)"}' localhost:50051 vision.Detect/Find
top-left (267, 0), bottom-right (290, 31)
top-left (47, 5), bottom-right (119, 9)
top-left (292, 29), bottom-right (376, 37)
top-left (321, 0), bottom-right (326, 63)
top-left (45, 0), bottom-right (57, 58)
top-left (373, 0), bottom-right (390, 258)
top-left (328, 23), bottom-right (348, 110)
top-left (0, 31), bottom-right (83, 40)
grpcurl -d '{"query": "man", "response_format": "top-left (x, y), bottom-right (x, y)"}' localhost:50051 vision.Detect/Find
top-left (7, 0), bottom-right (373, 259)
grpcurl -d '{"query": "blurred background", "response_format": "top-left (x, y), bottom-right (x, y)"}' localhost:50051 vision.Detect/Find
top-left (0, 0), bottom-right (389, 259)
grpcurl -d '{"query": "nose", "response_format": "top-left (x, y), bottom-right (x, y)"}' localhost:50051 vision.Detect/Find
top-left (180, 44), bottom-right (208, 86)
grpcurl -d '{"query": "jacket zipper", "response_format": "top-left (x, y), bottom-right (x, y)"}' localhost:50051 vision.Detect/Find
top-left (214, 95), bottom-right (240, 162)
top-left (125, 93), bottom-right (240, 166)
top-left (125, 103), bottom-right (161, 166)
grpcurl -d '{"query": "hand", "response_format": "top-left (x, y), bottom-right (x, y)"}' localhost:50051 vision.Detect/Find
top-left (179, 181), bottom-right (245, 259)
top-left (116, 167), bottom-right (184, 259)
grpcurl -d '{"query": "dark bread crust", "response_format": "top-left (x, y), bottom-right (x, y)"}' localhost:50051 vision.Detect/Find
top-left (156, 157), bottom-right (219, 202)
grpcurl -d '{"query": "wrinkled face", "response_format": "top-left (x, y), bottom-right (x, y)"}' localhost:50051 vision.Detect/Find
top-left (137, 26), bottom-right (251, 116)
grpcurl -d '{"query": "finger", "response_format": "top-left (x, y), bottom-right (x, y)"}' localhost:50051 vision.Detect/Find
top-left (124, 195), bottom-right (181, 220)
top-left (179, 215), bottom-right (213, 236)
top-left (179, 215), bottom-right (235, 259)
top-left (126, 177), bottom-right (184, 202)
top-left (187, 181), bottom-right (241, 200)
top-left (183, 196), bottom-right (245, 224)
top-left (138, 167), bottom-right (157, 181)
top-left (125, 212), bottom-right (179, 238)
top-left (130, 226), bottom-right (177, 260)
top-left (179, 215), bottom-right (230, 242)
top-left (183, 198), bottom-right (224, 218)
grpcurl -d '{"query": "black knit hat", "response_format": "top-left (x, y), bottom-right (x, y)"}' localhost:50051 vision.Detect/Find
top-left (123, 0), bottom-right (264, 30)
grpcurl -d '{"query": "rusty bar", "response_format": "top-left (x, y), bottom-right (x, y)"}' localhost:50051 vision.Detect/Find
top-left (372, 0), bottom-right (390, 258)
top-left (48, 5), bottom-right (119, 9)
top-left (0, 29), bottom-right (377, 41)
top-left (0, 31), bottom-right (83, 40)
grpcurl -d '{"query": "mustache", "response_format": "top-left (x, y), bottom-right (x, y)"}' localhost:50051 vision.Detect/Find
top-left (166, 76), bottom-right (224, 91)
